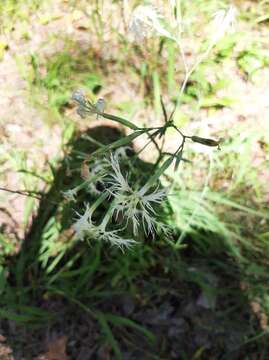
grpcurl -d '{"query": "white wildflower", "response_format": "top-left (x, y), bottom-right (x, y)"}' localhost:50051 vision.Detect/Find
top-left (99, 228), bottom-right (137, 250)
top-left (72, 90), bottom-right (106, 119)
top-left (211, 5), bottom-right (237, 43)
top-left (88, 182), bottom-right (101, 195)
top-left (95, 98), bottom-right (106, 120)
top-left (72, 89), bottom-right (87, 105)
top-left (129, 5), bottom-right (174, 42)
top-left (95, 98), bottom-right (106, 113)
top-left (85, 158), bottom-right (108, 195)
top-left (140, 210), bottom-right (169, 236)
top-left (62, 188), bottom-right (77, 202)
top-left (114, 146), bottom-right (132, 161)
top-left (73, 203), bottom-right (93, 240)
top-left (139, 186), bottom-right (167, 213)
top-left (72, 89), bottom-right (92, 118)
top-left (72, 203), bottom-right (135, 249)
top-left (109, 154), bottom-right (167, 236)
top-left (109, 154), bottom-right (131, 193)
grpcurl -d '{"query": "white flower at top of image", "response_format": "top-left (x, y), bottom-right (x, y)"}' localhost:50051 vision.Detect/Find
top-left (128, 5), bottom-right (175, 42)
top-left (211, 5), bottom-right (237, 43)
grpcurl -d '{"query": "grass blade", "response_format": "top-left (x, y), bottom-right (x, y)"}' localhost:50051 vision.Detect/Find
top-left (96, 312), bottom-right (122, 360)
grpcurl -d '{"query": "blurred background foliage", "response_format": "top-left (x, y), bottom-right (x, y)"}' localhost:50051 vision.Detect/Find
top-left (0, 0), bottom-right (269, 358)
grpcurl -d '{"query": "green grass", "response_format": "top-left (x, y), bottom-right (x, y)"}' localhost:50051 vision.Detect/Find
top-left (26, 49), bottom-right (105, 123)
top-left (0, 0), bottom-right (42, 33)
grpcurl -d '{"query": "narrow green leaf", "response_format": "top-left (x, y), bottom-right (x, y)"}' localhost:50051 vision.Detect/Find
top-left (0, 307), bottom-right (51, 323)
top-left (207, 192), bottom-right (269, 219)
top-left (96, 312), bottom-right (122, 360)
top-left (101, 112), bottom-right (139, 130)
top-left (89, 130), bottom-right (144, 158)
top-left (73, 244), bottom-right (101, 293)
top-left (167, 40), bottom-right (175, 95)
top-left (104, 313), bottom-right (155, 343)
top-left (23, 197), bottom-right (35, 227)
top-left (0, 265), bottom-right (7, 295)
top-left (47, 252), bottom-right (82, 284)
top-left (143, 156), bottom-right (174, 192)
top-left (174, 150), bottom-right (183, 171)
top-left (191, 136), bottom-right (221, 147)
top-left (152, 71), bottom-right (162, 118)
top-left (160, 97), bottom-right (168, 123)
top-left (46, 250), bottom-right (66, 274)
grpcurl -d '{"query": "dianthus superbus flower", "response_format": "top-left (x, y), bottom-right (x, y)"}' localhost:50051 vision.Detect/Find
top-left (108, 154), bottom-right (167, 236)
top-left (129, 5), bottom-right (174, 42)
top-left (72, 203), bottom-right (136, 250)
top-left (62, 188), bottom-right (77, 202)
top-left (211, 5), bottom-right (237, 43)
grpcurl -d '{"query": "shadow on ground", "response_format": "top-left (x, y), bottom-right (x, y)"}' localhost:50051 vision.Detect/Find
top-left (0, 125), bottom-right (268, 360)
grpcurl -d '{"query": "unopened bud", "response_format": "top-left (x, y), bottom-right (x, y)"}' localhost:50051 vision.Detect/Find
top-left (191, 136), bottom-right (222, 147)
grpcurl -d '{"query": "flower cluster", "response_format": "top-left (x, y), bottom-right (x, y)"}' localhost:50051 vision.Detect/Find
top-left (72, 89), bottom-right (106, 119)
top-left (68, 150), bottom-right (169, 249)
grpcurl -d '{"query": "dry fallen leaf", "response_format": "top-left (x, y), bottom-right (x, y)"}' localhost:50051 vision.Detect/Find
top-left (44, 336), bottom-right (69, 360)
top-left (81, 161), bottom-right (90, 180)
top-left (0, 343), bottom-right (13, 360)
top-left (0, 335), bottom-right (7, 342)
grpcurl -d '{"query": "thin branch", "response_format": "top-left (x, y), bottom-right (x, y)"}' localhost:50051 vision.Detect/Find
top-left (0, 187), bottom-right (44, 200)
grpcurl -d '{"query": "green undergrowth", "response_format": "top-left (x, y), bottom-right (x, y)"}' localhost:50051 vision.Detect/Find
top-left (24, 49), bottom-right (105, 123)
top-left (1, 125), bottom-right (269, 358)
top-left (0, 0), bottom-right (42, 33)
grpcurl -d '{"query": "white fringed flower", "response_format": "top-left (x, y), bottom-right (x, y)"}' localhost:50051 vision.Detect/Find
top-left (211, 5), bottom-right (237, 43)
top-left (84, 158), bottom-right (109, 194)
top-left (109, 154), bottom-right (131, 193)
top-left (62, 188), bottom-right (77, 202)
top-left (109, 154), bottom-right (167, 236)
top-left (72, 203), bottom-right (135, 250)
top-left (129, 5), bottom-right (174, 42)
top-left (114, 146), bottom-right (132, 161)
top-left (99, 228), bottom-right (137, 250)
top-left (73, 203), bottom-right (94, 240)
